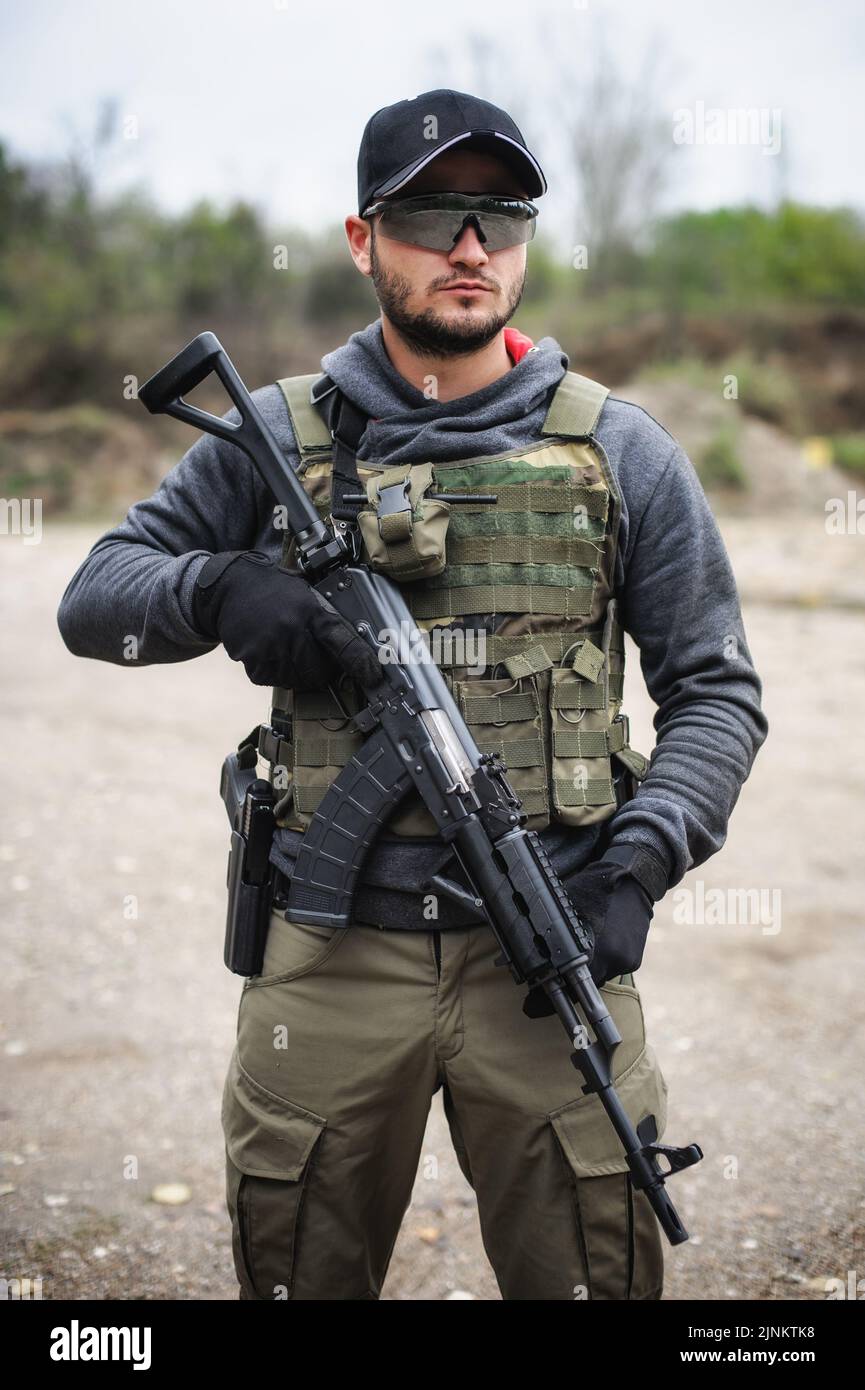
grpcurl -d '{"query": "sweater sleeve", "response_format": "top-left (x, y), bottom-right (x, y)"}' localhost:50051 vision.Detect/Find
top-left (606, 442), bottom-right (769, 892)
top-left (57, 389), bottom-right (288, 666)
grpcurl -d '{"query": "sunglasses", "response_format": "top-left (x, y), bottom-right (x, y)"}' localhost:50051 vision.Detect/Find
top-left (362, 192), bottom-right (538, 253)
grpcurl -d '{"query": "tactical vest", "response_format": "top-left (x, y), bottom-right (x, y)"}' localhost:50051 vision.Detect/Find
top-left (257, 370), bottom-right (649, 839)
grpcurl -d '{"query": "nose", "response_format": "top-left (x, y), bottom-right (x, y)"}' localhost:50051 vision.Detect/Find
top-left (448, 217), bottom-right (489, 268)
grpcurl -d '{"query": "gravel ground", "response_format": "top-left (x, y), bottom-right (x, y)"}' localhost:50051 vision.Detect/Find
top-left (1, 513), bottom-right (863, 1302)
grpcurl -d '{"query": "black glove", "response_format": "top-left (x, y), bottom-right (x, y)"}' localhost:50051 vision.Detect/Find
top-left (567, 856), bottom-right (655, 987)
top-left (191, 550), bottom-right (385, 692)
top-left (522, 845), bottom-right (665, 1017)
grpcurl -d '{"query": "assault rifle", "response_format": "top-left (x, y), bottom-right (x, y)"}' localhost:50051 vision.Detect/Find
top-left (139, 332), bottom-right (703, 1245)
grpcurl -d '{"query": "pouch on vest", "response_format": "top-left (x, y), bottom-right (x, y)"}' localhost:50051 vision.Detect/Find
top-left (453, 670), bottom-right (549, 822)
top-left (357, 462), bottom-right (451, 581)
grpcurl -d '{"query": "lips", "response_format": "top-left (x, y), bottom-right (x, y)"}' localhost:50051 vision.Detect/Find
top-left (440, 282), bottom-right (491, 292)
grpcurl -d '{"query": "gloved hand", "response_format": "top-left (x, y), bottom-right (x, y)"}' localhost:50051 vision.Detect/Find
top-left (191, 550), bottom-right (385, 692)
top-left (522, 847), bottom-right (662, 1017)
top-left (566, 856), bottom-right (655, 987)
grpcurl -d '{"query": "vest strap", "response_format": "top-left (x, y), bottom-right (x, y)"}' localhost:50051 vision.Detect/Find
top-left (277, 374), bottom-right (333, 456)
top-left (552, 721), bottom-right (627, 758)
top-left (615, 745), bottom-right (650, 779)
top-left (541, 371), bottom-right (610, 438)
top-left (258, 725), bottom-right (294, 771)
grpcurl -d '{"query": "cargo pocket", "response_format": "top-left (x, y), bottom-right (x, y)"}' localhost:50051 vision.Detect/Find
top-left (222, 1050), bottom-right (326, 1301)
top-left (549, 980), bottom-right (668, 1300)
top-left (454, 673), bottom-right (549, 829)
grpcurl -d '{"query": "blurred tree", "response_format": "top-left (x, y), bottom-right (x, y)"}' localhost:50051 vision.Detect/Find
top-left (302, 227), bottom-right (378, 325)
top-left (165, 199), bottom-right (275, 317)
top-left (648, 204), bottom-right (865, 309)
top-left (548, 26), bottom-right (678, 293)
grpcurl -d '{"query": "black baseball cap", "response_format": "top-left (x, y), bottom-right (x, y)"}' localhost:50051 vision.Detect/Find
top-left (357, 88), bottom-right (547, 215)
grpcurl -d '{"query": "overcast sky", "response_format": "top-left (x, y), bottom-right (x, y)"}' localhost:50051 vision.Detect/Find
top-left (1, 0), bottom-right (863, 249)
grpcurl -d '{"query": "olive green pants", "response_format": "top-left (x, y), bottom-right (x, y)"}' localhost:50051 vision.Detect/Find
top-left (221, 910), bottom-right (668, 1301)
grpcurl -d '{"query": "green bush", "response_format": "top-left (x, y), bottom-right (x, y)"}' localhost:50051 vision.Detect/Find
top-left (647, 203), bottom-right (865, 310)
top-left (831, 433), bottom-right (865, 477)
top-left (697, 423), bottom-right (746, 490)
top-left (720, 352), bottom-right (803, 431)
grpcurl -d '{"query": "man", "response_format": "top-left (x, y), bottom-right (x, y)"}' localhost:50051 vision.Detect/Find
top-left (58, 89), bottom-right (767, 1300)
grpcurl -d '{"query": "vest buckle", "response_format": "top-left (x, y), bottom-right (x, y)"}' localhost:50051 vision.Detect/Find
top-left (376, 478), bottom-right (413, 537)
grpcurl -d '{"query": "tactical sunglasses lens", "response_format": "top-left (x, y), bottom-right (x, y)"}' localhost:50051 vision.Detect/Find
top-left (376, 203), bottom-right (536, 252)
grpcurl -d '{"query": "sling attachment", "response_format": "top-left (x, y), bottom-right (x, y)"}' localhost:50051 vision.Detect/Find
top-left (310, 374), bottom-right (453, 581)
top-left (634, 1114), bottom-right (703, 1185)
top-left (310, 374), bottom-right (369, 525)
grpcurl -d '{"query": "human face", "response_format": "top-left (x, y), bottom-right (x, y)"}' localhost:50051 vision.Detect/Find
top-left (350, 148), bottom-right (531, 358)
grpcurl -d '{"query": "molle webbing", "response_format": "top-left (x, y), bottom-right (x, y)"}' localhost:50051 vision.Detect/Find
top-left (448, 535), bottom-right (602, 566)
top-left (460, 690), bottom-right (540, 722)
top-left (305, 483), bottom-right (608, 535)
top-left (439, 482), bottom-right (608, 515)
top-left (400, 465), bottom-right (609, 622)
top-left (552, 672), bottom-right (624, 708)
top-left (407, 582), bottom-right (594, 620)
top-left (552, 721), bottom-right (627, 758)
top-left (424, 620), bottom-right (624, 669)
top-left (465, 731), bottom-right (543, 767)
top-left (553, 776), bottom-right (616, 807)
top-left (496, 787), bottom-right (548, 817)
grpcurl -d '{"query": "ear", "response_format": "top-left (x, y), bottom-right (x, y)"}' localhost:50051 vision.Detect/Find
top-left (345, 214), bottom-right (373, 277)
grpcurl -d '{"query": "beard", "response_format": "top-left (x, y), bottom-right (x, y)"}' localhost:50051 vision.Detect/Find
top-left (369, 234), bottom-right (525, 358)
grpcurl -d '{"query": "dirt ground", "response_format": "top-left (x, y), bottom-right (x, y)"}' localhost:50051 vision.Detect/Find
top-left (1, 511), bottom-right (863, 1302)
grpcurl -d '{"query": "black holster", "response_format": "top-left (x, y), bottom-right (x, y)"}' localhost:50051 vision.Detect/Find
top-left (220, 747), bottom-right (276, 976)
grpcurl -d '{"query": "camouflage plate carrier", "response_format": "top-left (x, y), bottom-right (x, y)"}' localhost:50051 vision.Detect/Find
top-left (256, 369), bottom-right (649, 839)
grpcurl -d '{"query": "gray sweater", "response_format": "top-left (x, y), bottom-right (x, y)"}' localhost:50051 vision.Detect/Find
top-left (57, 319), bottom-right (768, 905)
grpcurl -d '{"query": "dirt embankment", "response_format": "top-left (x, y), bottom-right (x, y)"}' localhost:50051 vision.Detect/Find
top-left (572, 307), bottom-right (865, 437)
